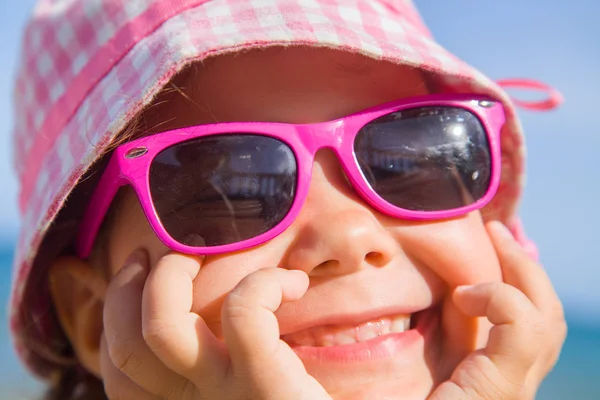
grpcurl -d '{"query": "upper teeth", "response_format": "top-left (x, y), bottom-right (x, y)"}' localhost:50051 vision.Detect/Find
top-left (282, 314), bottom-right (411, 347)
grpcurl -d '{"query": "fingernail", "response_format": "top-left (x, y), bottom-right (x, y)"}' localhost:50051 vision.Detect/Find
top-left (455, 284), bottom-right (476, 294)
top-left (123, 249), bottom-right (148, 271)
top-left (489, 221), bottom-right (514, 241)
top-left (287, 269), bottom-right (309, 279)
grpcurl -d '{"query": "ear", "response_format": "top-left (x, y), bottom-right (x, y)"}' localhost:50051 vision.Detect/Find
top-left (48, 256), bottom-right (107, 378)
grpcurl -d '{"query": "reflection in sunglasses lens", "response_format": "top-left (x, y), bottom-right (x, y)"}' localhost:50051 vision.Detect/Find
top-left (354, 106), bottom-right (491, 211)
top-left (149, 135), bottom-right (297, 247)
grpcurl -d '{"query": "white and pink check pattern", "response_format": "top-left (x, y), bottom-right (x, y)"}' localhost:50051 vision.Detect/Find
top-left (10, 0), bottom-right (527, 378)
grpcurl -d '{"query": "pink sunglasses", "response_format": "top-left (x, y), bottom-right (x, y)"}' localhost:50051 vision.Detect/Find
top-left (76, 94), bottom-right (505, 258)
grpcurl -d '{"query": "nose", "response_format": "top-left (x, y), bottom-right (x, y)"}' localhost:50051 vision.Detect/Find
top-left (282, 150), bottom-right (399, 277)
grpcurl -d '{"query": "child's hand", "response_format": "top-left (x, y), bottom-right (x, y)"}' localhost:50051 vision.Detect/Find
top-left (429, 221), bottom-right (567, 400)
top-left (100, 252), bottom-right (331, 399)
top-left (99, 221), bottom-right (565, 400)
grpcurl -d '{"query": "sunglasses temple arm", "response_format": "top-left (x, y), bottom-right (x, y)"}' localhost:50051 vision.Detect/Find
top-left (75, 154), bottom-right (127, 259)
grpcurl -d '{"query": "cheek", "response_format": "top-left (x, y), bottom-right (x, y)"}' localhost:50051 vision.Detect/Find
top-left (391, 212), bottom-right (502, 375)
top-left (395, 212), bottom-right (502, 287)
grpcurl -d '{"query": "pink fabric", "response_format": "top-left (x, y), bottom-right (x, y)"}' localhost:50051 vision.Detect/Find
top-left (17, 0), bottom-right (213, 210)
top-left (10, 0), bottom-right (530, 379)
top-left (497, 78), bottom-right (564, 111)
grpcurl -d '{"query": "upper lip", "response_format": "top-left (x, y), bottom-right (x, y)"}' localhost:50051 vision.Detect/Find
top-left (278, 305), bottom-right (427, 337)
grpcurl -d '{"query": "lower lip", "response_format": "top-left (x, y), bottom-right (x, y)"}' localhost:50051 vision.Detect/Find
top-left (288, 308), bottom-right (439, 363)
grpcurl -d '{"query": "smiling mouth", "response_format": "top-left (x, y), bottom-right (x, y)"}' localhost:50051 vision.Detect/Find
top-left (281, 311), bottom-right (429, 347)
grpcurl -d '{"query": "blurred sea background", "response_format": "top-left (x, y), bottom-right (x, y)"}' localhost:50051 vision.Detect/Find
top-left (0, 0), bottom-right (599, 399)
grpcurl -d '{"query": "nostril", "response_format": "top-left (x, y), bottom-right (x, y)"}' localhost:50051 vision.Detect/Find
top-left (315, 259), bottom-right (339, 271)
top-left (365, 251), bottom-right (387, 267)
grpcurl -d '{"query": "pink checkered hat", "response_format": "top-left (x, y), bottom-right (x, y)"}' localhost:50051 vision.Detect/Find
top-left (9, 0), bottom-right (559, 379)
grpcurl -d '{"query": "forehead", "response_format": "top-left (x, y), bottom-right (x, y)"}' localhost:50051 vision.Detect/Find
top-left (138, 46), bottom-right (429, 135)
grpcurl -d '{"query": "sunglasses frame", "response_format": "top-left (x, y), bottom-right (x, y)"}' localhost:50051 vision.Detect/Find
top-left (76, 94), bottom-right (505, 258)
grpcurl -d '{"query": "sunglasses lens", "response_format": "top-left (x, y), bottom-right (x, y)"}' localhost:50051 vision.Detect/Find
top-left (149, 134), bottom-right (297, 247)
top-left (354, 106), bottom-right (491, 211)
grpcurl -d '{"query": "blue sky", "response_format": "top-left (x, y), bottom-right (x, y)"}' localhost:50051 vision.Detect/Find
top-left (0, 0), bottom-right (598, 329)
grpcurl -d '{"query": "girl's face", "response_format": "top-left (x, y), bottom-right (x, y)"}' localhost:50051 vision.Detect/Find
top-left (101, 47), bottom-right (502, 398)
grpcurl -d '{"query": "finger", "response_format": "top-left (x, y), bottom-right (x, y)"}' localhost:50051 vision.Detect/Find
top-left (100, 334), bottom-right (162, 400)
top-left (489, 222), bottom-right (567, 391)
top-left (104, 250), bottom-right (186, 397)
top-left (430, 283), bottom-right (543, 400)
top-left (453, 282), bottom-right (544, 379)
top-left (488, 222), bottom-right (566, 376)
top-left (487, 221), bottom-right (561, 311)
top-left (222, 268), bottom-right (308, 366)
top-left (221, 268), bottom-right (330, 399)
top-left (142, 253), bottom-right (228, 389)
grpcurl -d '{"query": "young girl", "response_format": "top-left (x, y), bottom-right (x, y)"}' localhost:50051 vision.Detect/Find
top-left (9, 1), bottom-right (566, 399)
